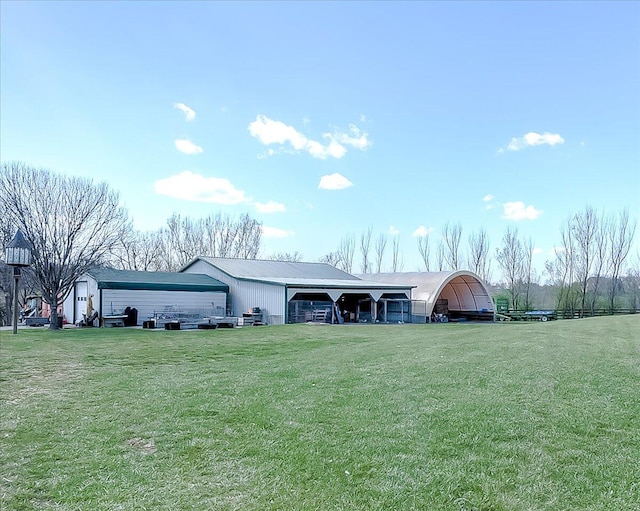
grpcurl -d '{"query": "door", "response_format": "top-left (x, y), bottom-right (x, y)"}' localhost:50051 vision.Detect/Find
top-left (74, 281), bottom-right (88, 323)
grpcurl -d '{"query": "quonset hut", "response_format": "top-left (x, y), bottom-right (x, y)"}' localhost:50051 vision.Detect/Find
top-left (361, 271), bottom-right (495, 322)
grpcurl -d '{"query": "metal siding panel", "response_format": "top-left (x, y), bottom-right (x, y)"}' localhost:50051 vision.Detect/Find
top-left (101, 290), bottom-right (226, 325)
top-left (235, 281), bottom-right (285, 325)
top-left (185, 261), bottom-right (285, 324)
top-left (184, 260), bottom-right (233, 285)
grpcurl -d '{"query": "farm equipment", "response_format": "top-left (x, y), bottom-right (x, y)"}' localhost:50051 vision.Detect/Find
top-left (497, 310), bottom-right (557, 322)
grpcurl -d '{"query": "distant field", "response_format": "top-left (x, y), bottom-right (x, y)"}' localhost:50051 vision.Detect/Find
top-left (1, 316), bottom-right (639, 511)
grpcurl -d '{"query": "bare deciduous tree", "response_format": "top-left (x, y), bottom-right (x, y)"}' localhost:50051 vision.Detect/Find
top-left (417, 234), bottom-right (431, 271)
top-left (374, 233), bottom-right (387, 273)
top-left (607, 208), bottom-right (637, 312)
top-left (267, 251), bottom-right (303, 262)
top-left (546, 217), bottom-right (580, 316)
top-left (626, 250), bottom-right (640, 312)
top-left (110, 228), bottom-right (164, 271)
top-left (572, 206), bottom-right (600, 317)
top-left (1, 162), bottom-right (129, 329)
top-left (495, 226), bottom-right (524, 310)
top-left (319, 251), bottom-right (340, 267)
top-left (391, 235), bottom-right (403, 272)
top-left (589, 212), bottom-right (609, 314)
top-left (152, 212), bottom-right (263, 271)
top-left (0, 197), bottom-right (16, 325)
top-left (234, 213), bottom-right (262, 259)
top-left (467, 228), bottom-right (491, 283)
top-left (521, 236), bottom-right (535, 311)
top-left (442, 222), bottom-right (463, 270)
top-left (359, 226), bottom-right (373, 274)
top-left (436, 242), bottom-right (445, 271)
top-left (336, 234), bottom-right (355, 273)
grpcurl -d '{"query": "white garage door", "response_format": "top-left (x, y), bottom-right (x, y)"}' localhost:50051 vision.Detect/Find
top-left (74, 281), bottom-right (88, 321)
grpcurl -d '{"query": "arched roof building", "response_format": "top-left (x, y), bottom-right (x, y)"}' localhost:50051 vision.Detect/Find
top-left (362, 271), bottom-right (495, 321)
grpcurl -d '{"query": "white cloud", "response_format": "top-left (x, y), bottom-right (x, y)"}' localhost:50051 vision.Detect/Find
top-left (249, 115), bottom-right (307, 149)
top-left (248, 115), bottom-right (370, 159)
top-left (262, 226), bottom-right (295, 238)
top-left (154, 171), bottom-right (251, 204)
top-left (254, 200), bottom-right (286, 214)
top-left (484, 195), bottom-right (496, 210)
top-left (318, 173), bottom-right (353, 190)
top-left (389, 225), bottom-right (400, 235)
top-left (174, 102), bottom-right (196, 122)
top-left (501, 201), bottom-right (543, 220)
top-left (412, 225), bottom-right (434, 237)
top-left (503, 132), bottom-right (564, 152)
top-left (533, 247), bottom-right (545, 255)
top-left (331, 124), bottom-right (371, 150)
top-left (175, 139), bottom-right (203, 154)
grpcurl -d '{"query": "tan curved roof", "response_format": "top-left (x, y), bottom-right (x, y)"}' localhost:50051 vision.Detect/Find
top-left (360, 271), bottom-right (494, 316)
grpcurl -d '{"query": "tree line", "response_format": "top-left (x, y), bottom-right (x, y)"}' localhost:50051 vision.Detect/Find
top-left (0, 163), bottom-right (264, 328)
top-left (1, 162), bottom-right (638, 327)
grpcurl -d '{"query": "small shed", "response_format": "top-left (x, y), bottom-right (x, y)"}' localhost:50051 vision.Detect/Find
top-left (362, 271), bottom-right (495, 322)
top-left (62, 268), bottom-right (229, 326)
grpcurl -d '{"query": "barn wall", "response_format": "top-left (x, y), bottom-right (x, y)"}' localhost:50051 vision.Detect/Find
top-left (182, 259), bottom-right (286, 324)
top-left (233, 281), bottom-right (286, 325)
top-left (99, 290), bottom-right (226, 326)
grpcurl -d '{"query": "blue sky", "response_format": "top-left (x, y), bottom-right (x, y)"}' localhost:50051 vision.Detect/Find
top-left (2, 1), bottom-right (639, 278)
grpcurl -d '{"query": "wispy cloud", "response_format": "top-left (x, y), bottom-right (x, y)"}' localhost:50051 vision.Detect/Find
top-left (483, 194), bottom-right (495, 210)
top-left (389, 225), bottom-right (400, 235)
top-left (500, 132), bottom-right (564, 153)
top-left (174, 102), bottom-right (196, 122)
top-left (248, 115), bottom-right (371, 159)
top-left (154, 171), bottom-right (251, 204)
top-left (254, 200), bottom-right (286, 214)
top-left (175, 139), bottom-right (203, 154)
top-left (262, 226), bottom-right (295, 238)
top-left (501, 201), bottom-right (543, 220)
top-left (318, 173), bottom-right (353, 190)
top-left (412, 226), bottom-right (434, 237)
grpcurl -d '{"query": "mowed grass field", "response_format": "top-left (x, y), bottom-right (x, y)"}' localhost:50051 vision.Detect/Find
top-left (1, 316), bottom-right (638, 511)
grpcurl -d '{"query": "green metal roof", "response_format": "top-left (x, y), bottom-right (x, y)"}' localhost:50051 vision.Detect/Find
top-left (87, 268), bottom-right (228, 293)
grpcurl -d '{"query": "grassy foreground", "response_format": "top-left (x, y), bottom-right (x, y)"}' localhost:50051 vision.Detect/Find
top-left (1, 316), bottom-right (639, 511)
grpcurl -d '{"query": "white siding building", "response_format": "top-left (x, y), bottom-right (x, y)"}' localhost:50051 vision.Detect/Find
top-left (181, 257), bottom-right (415, 325)
top-left (62, 268), bottom-right (228, 326)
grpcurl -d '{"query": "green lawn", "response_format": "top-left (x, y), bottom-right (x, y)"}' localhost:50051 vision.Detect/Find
top-left (1, 316), bottom-right (639, 510)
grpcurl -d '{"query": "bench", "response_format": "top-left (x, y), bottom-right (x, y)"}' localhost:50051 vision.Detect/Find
top-left (25, 317), bottom-right (49, 327)
top-left (102, 315), bottom-right (127, 327)
top-left (198, 317), bottom-right (237, 329)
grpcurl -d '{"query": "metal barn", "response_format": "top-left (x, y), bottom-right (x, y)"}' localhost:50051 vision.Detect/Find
top-left (62, 268), bottom-right (228, 326)
top-left (181, 257), bottom-right (415, 325)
